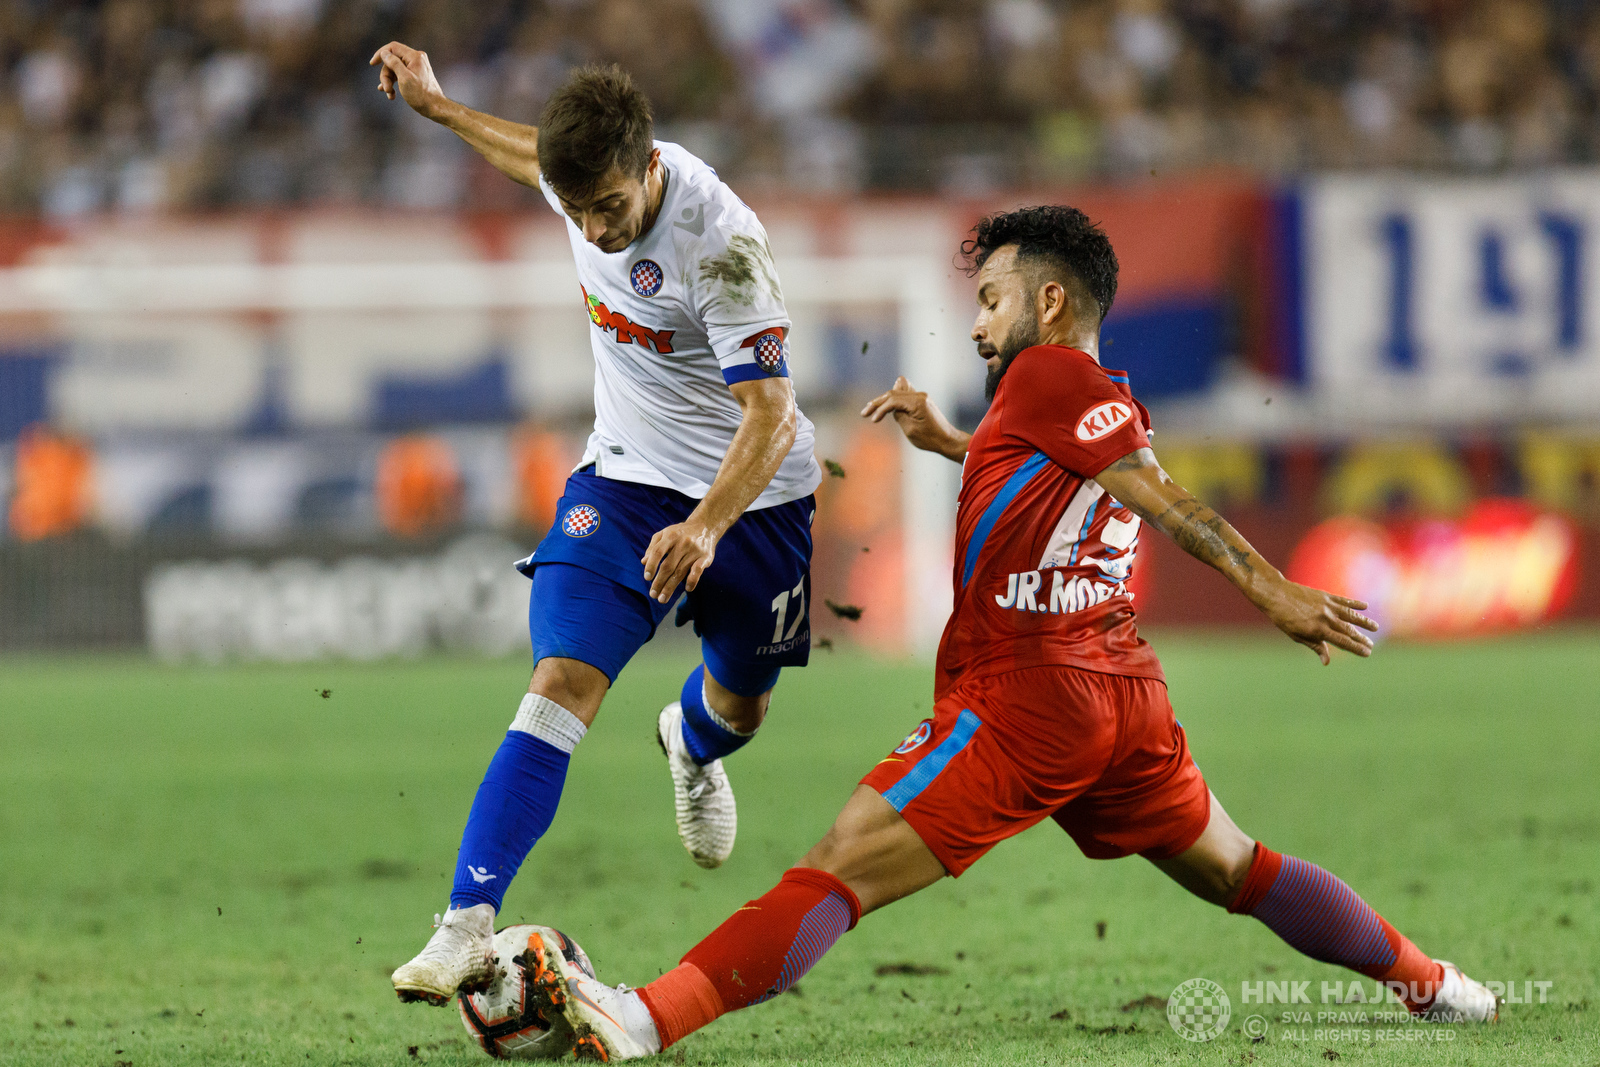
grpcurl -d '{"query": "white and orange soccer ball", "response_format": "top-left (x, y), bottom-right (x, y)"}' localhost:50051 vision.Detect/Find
top-left (456, 925), bottom-right (596, 1059)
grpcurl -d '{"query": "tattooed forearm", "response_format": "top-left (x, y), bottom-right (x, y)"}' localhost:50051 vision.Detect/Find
top-left (1094, 449), bottom-right (1377, 660)
top-left (1143, 496), bottom-right (1255, 575)
top-left (1097, 447), bottom-right (1267, 595)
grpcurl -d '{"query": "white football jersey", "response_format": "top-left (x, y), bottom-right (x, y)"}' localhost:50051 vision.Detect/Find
top-left (539, 141), bottom-right (821, 508)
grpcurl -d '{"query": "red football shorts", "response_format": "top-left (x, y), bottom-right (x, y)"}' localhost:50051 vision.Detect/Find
top-left (859, 665), bottom-right (1210, 876)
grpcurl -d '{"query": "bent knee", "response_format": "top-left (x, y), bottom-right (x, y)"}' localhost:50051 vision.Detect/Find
top-left (797, 787), bottom-right (946, 913)
top-left (702, 672), bottom-right (772, 733)
top-left (800, 792), bottom-right (891, 875)
top-left (1216, 848), bottom-right (1255, 905)
top-left (529, 657), bottom-right (608, 719)
top-left (716, 692), bottom-right (769, 733)
top-left (1187, 842), bottom-right (1256, 907)
top-left (800, 821), bottom-right (860, 876)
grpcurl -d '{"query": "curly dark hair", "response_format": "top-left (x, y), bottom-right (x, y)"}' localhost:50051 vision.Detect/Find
top-left (537, 65), bottom-right (654, 200)
top-left (960, 206), bottom-right (1119, 322)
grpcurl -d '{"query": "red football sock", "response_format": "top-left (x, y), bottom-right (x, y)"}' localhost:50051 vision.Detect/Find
top-left (636, 963), bottom-right (722, 1050)
top-left (1229, 843), bottom-right (1445, 1013)
top-left (638, 867), bottom-right (861, 1049)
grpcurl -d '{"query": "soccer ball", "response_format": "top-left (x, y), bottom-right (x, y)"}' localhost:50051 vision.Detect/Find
top-left (457, 924), bottom-right (595, 1059)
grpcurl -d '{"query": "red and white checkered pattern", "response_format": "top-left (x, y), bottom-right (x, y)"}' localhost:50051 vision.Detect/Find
top-left (753, 332), bottom-right (786, 374)
top-left (561, 504), bottom-right (601, 537)
top-left (630, 259), bottom-right (664, 297)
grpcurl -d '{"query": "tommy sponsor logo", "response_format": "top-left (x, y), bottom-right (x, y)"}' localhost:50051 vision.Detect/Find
top-left (561, 504), bottom-right (601, 537)
top-left (894, 722), bottom-right (933, 754)
top-left (583, 285), bottom-right (675, 353)
top-left (995, 568), bottom-right (1127, 614)
top-left (1076, 400), bottom-right (1133, 442)
top-left (629, 258), bottom-right (664, 297)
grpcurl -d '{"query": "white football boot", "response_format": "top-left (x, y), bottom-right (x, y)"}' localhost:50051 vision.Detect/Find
top-left (657, 702), bottom-right (737, 869)
top-left (1420, 960), bottom-right (1499, 1023)
top-left (522, 928), bottom-right (660, 1061)
top-left (391, 903), bottom-right (498, 1005)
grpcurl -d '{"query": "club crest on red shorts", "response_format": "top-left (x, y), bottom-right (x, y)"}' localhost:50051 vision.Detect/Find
top-left (894, 721), bottom-right (933, 754)
top-left (561, 504), bottom-right (601, 538)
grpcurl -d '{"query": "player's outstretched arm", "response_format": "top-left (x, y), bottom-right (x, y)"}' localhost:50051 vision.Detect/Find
top-left (861, 376), bottom-right (970, 461)
top-left (369, 42), bottom-right (541, 187)
top-left (1096, 447), bottom-right (1378, 664)
top-left (641, 377), bottom-right (799, 603)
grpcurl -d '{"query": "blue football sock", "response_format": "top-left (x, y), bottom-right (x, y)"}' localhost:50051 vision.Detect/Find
top-left (450, 693), bottom-right (587, 911)
top-left (678, 663), bottom-right (758, 765)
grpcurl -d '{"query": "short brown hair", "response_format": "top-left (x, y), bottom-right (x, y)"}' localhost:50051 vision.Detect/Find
top-left (537, 65), bottom-right (654, 200)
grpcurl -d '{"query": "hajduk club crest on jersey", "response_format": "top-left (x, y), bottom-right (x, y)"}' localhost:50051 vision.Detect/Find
top-left (630, 259), bottom-right (664, 297)
top-left (753, 331), bottom-right (787, 375)
top-left (561, 505), bottom-right (601, 537)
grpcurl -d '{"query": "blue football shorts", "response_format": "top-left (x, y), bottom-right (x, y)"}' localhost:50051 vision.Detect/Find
top-left (516, 466), bottom-right (815, 696)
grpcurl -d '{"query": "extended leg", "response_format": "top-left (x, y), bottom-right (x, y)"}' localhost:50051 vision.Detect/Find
top-left (1152, 792), bottom-right (1494, 1019)
top-left (394, 561), bottom-right (654, 1005)
top-left (446, 561), bottom-right (654, 910)
top-left (636, 786), bottom-right (944, 1049)
top-left (390, 657), bottom-right (605, 1004)
top-left (544, 672), bottom-right (1116, 1057)
top-left (449, 657), bottom-right (607, 911)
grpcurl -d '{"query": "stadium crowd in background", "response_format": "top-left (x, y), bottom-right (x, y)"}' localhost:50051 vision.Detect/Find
top-left (3, 0), bottom-right (1600, 215)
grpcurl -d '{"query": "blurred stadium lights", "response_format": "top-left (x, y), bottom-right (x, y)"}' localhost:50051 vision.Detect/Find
top-left (1287, 501), bottom-right (1579, 639)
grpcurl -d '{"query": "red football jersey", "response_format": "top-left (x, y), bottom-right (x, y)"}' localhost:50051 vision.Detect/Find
top-left (935, 344), bottom-right (1164, 698)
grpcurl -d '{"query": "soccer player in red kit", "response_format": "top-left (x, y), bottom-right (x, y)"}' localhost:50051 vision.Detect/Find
top-left (521, 206), bottom-right (1499, 1059)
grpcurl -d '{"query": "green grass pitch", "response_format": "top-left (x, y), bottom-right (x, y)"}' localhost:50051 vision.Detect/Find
top-left (2, 632), bottom-right (1597, 1066)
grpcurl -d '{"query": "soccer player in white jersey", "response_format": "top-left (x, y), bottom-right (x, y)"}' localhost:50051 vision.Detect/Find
top-left (369, 47), bottom-right (823, 1005)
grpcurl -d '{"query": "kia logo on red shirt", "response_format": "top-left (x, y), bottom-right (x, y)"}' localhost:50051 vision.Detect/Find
top-left (1075, 401), bottom-right (1133, 442)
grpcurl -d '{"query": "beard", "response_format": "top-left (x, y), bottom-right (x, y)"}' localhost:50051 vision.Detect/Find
top-left (983, 309), bottom-right (1041, 401)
